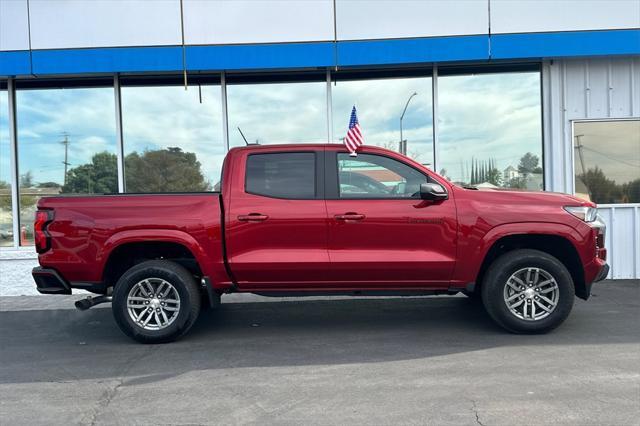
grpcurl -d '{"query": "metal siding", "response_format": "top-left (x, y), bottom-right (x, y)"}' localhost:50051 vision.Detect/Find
top-left (587, 60), bottom-right (609, 118)
top-left (543, 57), bottom-right (640, 279)
top-left (610, 58), bottom-right (633, 116)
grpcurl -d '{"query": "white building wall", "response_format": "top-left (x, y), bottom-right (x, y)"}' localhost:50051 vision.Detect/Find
top-left (183, 0), bottom-right (335, 45)
top-left (0, 0), bottom-right (29, 51)
top-left (2, 0), bottom-right (638, 51)
top-left (335, 0), bottom-right (488, 40)
top-left (543, 57), bottom-right (640, 279)
top-left (27, 0), bottom-right (182, 49)
top-left (491, 0), bottom-right (640, 34)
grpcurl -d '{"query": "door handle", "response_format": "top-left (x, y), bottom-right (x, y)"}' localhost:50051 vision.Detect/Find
top-left (334, 213), bottom-right (365, 221)
top-left (237, 213), bottom-right (269, 222)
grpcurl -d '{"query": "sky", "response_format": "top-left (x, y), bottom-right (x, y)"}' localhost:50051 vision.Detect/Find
top-left (5, 71), bottom-right (635, 195)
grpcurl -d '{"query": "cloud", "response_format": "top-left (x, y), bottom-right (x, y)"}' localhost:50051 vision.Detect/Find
top-left (6, 71), bottom-right (551, 188)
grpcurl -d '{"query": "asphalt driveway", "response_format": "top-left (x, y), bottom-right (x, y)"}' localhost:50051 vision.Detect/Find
top-left (0, 281), bottom-right (638, 425)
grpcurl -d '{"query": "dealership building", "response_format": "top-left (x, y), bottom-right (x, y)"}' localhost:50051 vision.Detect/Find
top-left (0, 0), bottom-right (639, 294)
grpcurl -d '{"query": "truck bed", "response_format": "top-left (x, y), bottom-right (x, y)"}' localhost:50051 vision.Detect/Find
top-left (37, 193), bottom-right (225, 286)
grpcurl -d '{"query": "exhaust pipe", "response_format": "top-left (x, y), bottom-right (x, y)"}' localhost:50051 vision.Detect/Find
top-left (75, 295), bottom-right (112, 311)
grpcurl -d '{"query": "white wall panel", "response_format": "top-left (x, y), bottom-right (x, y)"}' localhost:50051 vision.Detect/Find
top-left (0, 0), bottom-right (30, 51)
top-left (184, 0), bottom-right (334, 44)
top-left (491, 0), bottom-right (640, 34)
top-left (335, 0), bottom-right (488, 40)
top-left (598, 205), bottom-right (640, 279)
top-left (28, 0), bottom-right (182, 49)
top-left (543, 57), bottom-right (640, 278)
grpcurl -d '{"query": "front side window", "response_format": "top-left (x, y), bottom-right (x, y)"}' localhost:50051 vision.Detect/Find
top-left (246, 153), bottom-right (316, 199)
top-left (337, 153), bottom-right (428, 199)
top-left (573, 120), bottom-right (640, 204)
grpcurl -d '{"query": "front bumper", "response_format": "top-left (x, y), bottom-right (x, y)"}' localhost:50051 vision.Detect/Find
top-left (32, 267), bottom-right (71, 295)
top-left (593, 263), bottom-right (610, 283)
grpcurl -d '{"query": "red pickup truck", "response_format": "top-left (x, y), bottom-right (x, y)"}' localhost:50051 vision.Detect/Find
top-left (32, 144), bottom-right (608, 343)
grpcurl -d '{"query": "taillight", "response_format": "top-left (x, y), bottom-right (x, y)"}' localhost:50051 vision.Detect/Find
top-left (34, 210), bottom-right (54, 254)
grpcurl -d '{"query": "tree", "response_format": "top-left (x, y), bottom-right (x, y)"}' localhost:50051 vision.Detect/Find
top-left (125, 147), bottom-right (211, 193)
top-left (0, 180), bottom-right (9, 190)
top-left (62, 151), bottom-right (118, 194)
top-left (518, 152), bottom-right (543, 175)
top-left (38, 182), bottom-right (61, 189)
top-left (579, 167), bottom-right (622, 204)
top-left (622, 178), bottom-right (640, 203)
top-left (20, 171), bottom-right (33, 188)
top-left (486, 166), bottom-right (502, 186)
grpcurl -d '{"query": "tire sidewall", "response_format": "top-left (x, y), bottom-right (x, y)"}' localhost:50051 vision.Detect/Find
top-left (482, 250), bottom-right (575, 333)
top-left (112, 261), bottom-right (197, 343)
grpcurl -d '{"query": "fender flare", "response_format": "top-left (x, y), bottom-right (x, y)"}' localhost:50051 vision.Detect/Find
top-left (97, 229), bottom-right (213, 280)
top-left (467, 221), bottom-right (583, 281)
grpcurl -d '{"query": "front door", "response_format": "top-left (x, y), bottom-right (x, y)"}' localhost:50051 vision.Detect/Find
top-left (325, 151), bottom-right (457, 288)
top-left (226, 150), bottom-right (329, 289)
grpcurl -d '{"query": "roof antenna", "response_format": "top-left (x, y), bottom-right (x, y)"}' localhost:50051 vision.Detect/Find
top-left (237, 127), bottom-right (250, 146)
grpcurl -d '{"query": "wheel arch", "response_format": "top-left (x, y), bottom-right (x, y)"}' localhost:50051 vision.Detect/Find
top-left (473, 227), bottom-right (587, 300)
top-left (100, 230), bottom-right (211, 288)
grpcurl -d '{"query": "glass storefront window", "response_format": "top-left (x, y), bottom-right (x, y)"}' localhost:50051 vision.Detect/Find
top-left (121, 84), bottom-right (224, 192)
top-left (0, 90), bottom-right (13, 247)
top-left (438, 71), bottom-right (543, 190)
top-left (16, 86), bottom-right (118, 246)
top-left (574, 120), bottom-right (640, 204)
top-left (332, 76), bottom-right (434, 167)
top-left (226, 81), bottom-right (327, 147)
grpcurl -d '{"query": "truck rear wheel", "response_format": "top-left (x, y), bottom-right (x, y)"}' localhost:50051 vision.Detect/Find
top-left (112, 260), bottom-right (201, 343)
top-left (481, 249), bottom-right (574, 334)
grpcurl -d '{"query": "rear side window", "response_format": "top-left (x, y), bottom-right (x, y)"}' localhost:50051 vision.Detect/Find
top-left (246, 153), bottom-right (316, 199)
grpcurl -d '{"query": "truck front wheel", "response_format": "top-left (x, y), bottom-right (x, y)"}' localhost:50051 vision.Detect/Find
top-left (112, 260), bottom-right (201, 343)
top-left (481, 249), bottom-right (575, 334)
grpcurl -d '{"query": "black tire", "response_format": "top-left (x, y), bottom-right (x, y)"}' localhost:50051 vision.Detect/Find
top-left (481, 249), bottom-right (575, 334)
top-left (112, 260), bottom-right (201, 343)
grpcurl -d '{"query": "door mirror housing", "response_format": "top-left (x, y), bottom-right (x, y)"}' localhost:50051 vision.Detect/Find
top-left (419, 183), bottom-right (448, 201)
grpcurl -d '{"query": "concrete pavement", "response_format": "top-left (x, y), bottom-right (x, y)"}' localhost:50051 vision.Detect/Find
top-left (0, 281), bottom-right (639, 425)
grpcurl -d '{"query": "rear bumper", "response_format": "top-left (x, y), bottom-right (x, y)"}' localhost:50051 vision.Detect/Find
top-left (32, 267), bottom-right (71, 295)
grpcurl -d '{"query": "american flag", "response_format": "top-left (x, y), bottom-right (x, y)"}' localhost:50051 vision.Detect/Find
top-left (344, 105), bottom-right (364, 154)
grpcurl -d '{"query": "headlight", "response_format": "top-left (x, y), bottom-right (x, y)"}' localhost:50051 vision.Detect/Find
top-left (564, 206), bottom-right (598, 222)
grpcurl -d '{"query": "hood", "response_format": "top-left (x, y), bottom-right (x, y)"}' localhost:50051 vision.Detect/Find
top-left (458, 185), bottom-right (596, 208)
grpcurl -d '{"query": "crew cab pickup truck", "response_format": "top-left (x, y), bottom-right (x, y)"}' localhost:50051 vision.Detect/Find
top-left (33, 144), bottom-right (609, 343)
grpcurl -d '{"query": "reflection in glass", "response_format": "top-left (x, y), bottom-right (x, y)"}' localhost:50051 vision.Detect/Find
top-left (227, 81), bottom-right (327, 147)
top-left (574, 120), bottom-right (640, 204)
top-left (332, 77), bottom-right (433, 167)
top-left (121, 85), bottom-right (224, 192)
top-left (16, 87), bottom-right (118, 246)
top-left (0, 91), bottom-right (13, 247)
top-left (438, 72), bottom-right (543, 189)
top-left (337, 153), bottom-right (428, 199)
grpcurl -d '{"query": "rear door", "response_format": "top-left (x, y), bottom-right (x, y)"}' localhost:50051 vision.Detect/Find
top-left (226, 149), bottom-right (329, 289)
top-left (324, 150), bottom-right (457, 287)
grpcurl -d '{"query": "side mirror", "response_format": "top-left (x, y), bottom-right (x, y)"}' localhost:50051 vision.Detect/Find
top-left (419, 183), bottom-right (448, 201)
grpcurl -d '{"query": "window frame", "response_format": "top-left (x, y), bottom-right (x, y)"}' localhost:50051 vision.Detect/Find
top-left (325, 150), bottom-right (437, 200)
top-left (244, 150), bottom-right (324, 200)
top-left (570, 117), bottom-right (640, 206)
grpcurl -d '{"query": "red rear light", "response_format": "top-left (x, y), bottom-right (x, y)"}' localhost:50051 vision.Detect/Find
top-left (34, 210), bottom-right (54, 254)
